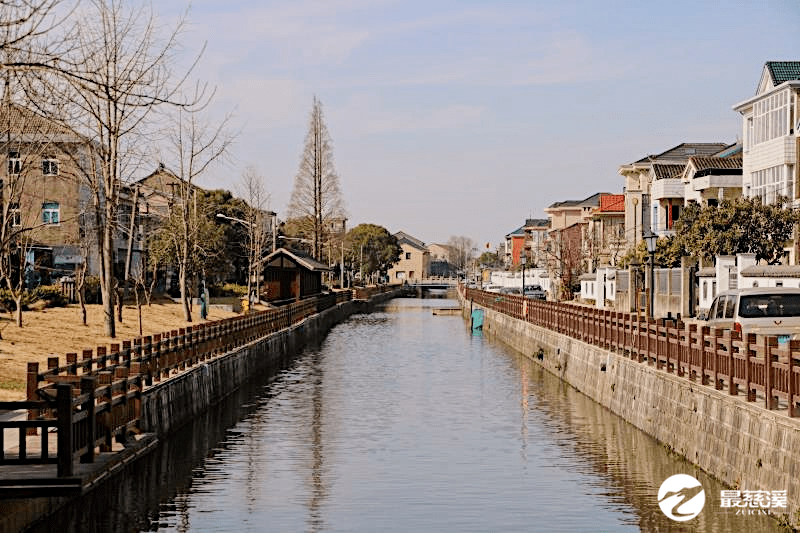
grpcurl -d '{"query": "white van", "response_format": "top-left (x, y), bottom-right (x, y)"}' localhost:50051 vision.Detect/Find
top-left (705, 287), bottom-right (800, 344)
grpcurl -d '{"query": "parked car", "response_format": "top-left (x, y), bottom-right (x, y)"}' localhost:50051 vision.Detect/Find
top-left (500, 287), bottom-right (522, 295)
top-left (704, 287), bottom-right (800, 344)
top-left (485, 285), bottom-right (503, 293)
top-left (524, 284), bottom-right (546, 300)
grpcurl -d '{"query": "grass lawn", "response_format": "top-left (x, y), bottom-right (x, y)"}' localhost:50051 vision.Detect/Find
top-left (0, 300), bottom-right (240, 401)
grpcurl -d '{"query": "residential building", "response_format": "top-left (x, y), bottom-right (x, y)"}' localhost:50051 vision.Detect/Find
top-left (0, 104), bottom-right (112, 283)
top-left (619, 143), bottom-right (728, 244)
top-left (589, 194), bottom-right (626, 267)
top-left (387, 230), bottom-right (430, 281)
top-left (680, 146), bottom-right (743, 207)
top-left (734, 61), bottom-right (800, 262)
top-left (543, 193), bottom-right (606, 297)
top-left (504, 225), bottom-right (525, 267)
top-left (522, 218), bottom-right (550, 268)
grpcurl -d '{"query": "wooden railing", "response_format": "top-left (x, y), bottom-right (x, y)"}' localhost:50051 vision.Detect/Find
top-left (0, 290), bottom-right (353, 476)
top-left (353, 284), bottom-right (402, 300)
top-left (463, 285), bottom-right (800, 418)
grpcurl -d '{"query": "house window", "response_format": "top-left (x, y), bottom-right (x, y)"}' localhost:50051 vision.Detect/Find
top-left (8, 202), bottom-right (20, 227)
top-left (42, 202), bottom-right (60, 224)
top-left (405, 252), bottom-right (411, 260)
top-left (42, 159), bottom-right (58, 176)
top-left (652, 205), bottom-right (658, 232)
top-left (751, 165), bottom-right (787, 204)
top-left (7, 152), bottom-right (20, 175)
top-left (669, 205), bottom-right (680, 229)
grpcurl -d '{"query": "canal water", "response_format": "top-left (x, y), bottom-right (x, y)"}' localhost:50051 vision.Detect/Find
top-left (30, 298), bottom-right (778, 532)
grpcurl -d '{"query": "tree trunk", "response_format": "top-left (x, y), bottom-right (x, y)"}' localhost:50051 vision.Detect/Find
top-left (116, 282), bottom-right (123, 323)
top-left (101, 217), bottom-right (116, 338)
top-left (179, 265), bottom-right (192, 322)
top-left (14, 294), bottom-right (22, 327)
top-left (135, 283), bottom-right (142, 336)
top-left (78, 287), bottom-right (87, 326)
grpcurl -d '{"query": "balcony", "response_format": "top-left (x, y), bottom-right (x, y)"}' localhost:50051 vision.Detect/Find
top-left (651, 178), bottom-right (684, 201)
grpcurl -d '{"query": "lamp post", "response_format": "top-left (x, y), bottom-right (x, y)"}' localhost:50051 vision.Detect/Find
top-left (519, 249), bottom-right (526, 295)
top-left (644, 230), bottom-right (658, 319)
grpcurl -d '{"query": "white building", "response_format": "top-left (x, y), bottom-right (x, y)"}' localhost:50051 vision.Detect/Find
top-left (733, 61), bottom-right (800, 262)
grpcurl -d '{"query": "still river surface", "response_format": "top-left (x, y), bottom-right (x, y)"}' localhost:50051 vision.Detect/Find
top-left (34, 297), bottom-right (779, 532)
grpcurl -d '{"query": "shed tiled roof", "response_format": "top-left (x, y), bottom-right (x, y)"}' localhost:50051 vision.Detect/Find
top-left (690, 156), bottom-right (743, 173)
top-left (652, 164), bottom-right (684, 180)
top-left (765, 61), bottom-right (800, 85)
top-left (599, 194), bottom-right (625, 212)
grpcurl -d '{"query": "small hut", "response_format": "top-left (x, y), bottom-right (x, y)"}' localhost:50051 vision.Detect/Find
top-left (262, 248), bottom-right (331, 303)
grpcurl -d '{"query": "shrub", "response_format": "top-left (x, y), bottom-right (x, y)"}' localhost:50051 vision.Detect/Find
top-left (82, 276), bottom-right (101, 304)
top-left (211, 283), bottom-right (247, 297)
top-left (32, 285), bottom-right (68, 307)
top-left (0, 289), bottom-right (35, 311)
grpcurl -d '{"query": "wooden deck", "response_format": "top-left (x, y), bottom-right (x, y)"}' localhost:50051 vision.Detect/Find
top-left (0, 428), bottom-right (156, 498)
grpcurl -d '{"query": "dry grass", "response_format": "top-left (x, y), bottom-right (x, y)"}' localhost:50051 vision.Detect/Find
top-left (0, 300), bottom-right (241, 402)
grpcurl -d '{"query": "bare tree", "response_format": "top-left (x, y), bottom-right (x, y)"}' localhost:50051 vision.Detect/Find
top-left (543, 227), bottom-right (586, 301)
top-left (447, 235), bottom-right (475, 273)
top-left (238, 165), bottom-right (271, 302)
top-left (39, 0), bottom-right (202, 337)
top-left (155, 108), bottom-right (233, 321)
top-left (287, 96), bottom-right (345, 260)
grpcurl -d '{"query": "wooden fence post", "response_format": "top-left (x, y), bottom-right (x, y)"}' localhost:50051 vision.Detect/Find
top-left (26, 362), bottom-right (39, 436)
top-left (98, 371), bottom-right (113, 452)
top-left (56, 383), bottom-right (73, 477)
top-left (80, 376), bottom-right (96, 463)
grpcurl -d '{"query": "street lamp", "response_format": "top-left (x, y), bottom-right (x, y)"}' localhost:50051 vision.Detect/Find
top-left (644, 230), bottom-right (658, 319)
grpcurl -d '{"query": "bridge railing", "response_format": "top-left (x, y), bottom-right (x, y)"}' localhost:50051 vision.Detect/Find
top-left (0, 290), bottom-right (353, 476)
top-left (462, 284), bottom-right (800, 418)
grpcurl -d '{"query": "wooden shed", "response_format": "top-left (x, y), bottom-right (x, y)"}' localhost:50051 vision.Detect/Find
top-left (262, 248), bottom-right (331, 303)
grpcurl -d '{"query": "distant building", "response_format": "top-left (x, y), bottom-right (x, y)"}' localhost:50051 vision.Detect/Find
top-left (428, 243), bottom-right (456, 276)
top-left (589, 194), bottom-right (625, 267)
top-left (388, 231), bottom-right (430, 281)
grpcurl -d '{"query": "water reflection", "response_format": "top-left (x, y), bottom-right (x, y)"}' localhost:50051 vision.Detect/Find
top-left (27, 298), bottom-right (779, 532)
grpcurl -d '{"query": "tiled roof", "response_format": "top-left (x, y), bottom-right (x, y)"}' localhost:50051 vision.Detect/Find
top-left (652, 164), bottom-right (684, 180)
top-left (742, 265), bottom-right (800, 278)
top-left (631, 143), bottom-right (729, 166)
top-left (713, 143), bottom-right (742, 158)
top-left (523, 218), bottom-right (549, 228)
top-left (766, 61), bottom-right (800, 85)
top-left (506, 226), bottom-right (525, 237)
top-left (599, 194), bottom-right (625, 212)
top-left (264, 247), bottom-right (331, 272)
top-left (394, 231), bottom-right (425, 249)
top-left (0, 103), bottom-right (81, 139)
top-left (690, 156), bottom-right (743, 173)
top-left (547, 192), bottom-right (607, 210)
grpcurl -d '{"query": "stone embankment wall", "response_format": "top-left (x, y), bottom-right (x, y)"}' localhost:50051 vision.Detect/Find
top-left (143, 292), bottom-right (397, 435)
top-left (464, 297), bottom-right (800, 516)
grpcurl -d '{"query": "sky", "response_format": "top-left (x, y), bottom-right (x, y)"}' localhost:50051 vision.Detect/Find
top-left (155, 0), bottom-right (800, 251)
